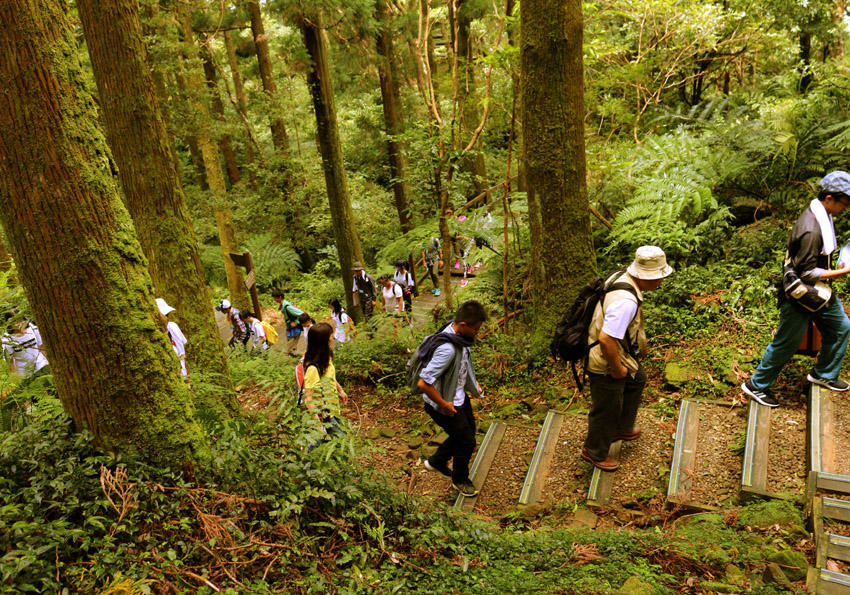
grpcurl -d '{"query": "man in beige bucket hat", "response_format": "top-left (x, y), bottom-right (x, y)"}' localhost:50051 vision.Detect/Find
top-left (582, 245), bottom-right (673, 471)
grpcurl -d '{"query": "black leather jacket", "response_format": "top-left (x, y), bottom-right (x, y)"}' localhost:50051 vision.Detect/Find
top-left (787, 206), bottom-right (830, 285)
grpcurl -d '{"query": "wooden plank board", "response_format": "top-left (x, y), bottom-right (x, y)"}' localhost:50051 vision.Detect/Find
top-left (811, 384), bottom-right (826, 474)
top-left (667, 399), bottom-right (699, 503)
top-left (587, 440), bottom-right (623, 507)
top-left (817, 569), bottom-right (850, 594)
top-left (741, 399), bottom-right (771, 494)
top-left (828, 534), bottom-right (850, 563)
top-left (815, 497), bottom-right (827, 569)
top-left (454, 422), bottom-right (507, 511)
top-left (519, 411), bottom-right (565, 506)
top-left (818, 473), bottom-right (850, 496)
top-left (823, 497), bottom-right (850, 523)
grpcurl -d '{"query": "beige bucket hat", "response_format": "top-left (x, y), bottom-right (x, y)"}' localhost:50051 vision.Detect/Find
top-left (627, 246), bottom-right (673, 280)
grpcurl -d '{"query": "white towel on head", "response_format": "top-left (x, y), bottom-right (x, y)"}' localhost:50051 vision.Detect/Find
top-left (810, 198), bottom-right (837, 255)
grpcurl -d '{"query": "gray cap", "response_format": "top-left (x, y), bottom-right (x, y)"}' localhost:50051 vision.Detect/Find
top-left (352, 261), bottom-right (364, 271)
top-left (819, 171), bottom-right (850, 196)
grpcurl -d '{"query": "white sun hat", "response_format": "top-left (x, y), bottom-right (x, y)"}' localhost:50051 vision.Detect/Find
top-left (627, 245), bottom-right (673, 280)
top-left (155, 298), bottom-right (176, 316)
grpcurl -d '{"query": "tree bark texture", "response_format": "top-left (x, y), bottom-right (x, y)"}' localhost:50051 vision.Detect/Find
top-left (0, 0), bottom-right (209, 465)
top-left (201, 44), bottom-right (241, 188)
top-left (376, 0), bottom-right (412, 233)
top-left (450, 0), bottom-right (489, 199)
top-left (247, 1), bottom-right (290, 154)
top-left (76, 0), bottom-right (236, 411)
top-left (521, 0), bottom-right (596, 341)
top-left (174, 71), bottom-right (209, 190)
top-left (0, 229), bottom-right (11, 271)
top-left (176, 8), bottom-right (250, 312)
top-left (225, 31), bottom-right (257, 185)
top-left (300, 16), bottom-right (366, 322)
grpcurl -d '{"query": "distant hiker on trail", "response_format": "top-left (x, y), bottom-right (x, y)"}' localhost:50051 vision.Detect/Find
top-left (351, 262), bottom-right (377, 321)
top-left (422, 237), bottom-right (441, 296)
top-left (2, 315), bottom-right (48, 378)
top-left (742, 171), bottom-right (850, 408)
top-left (272, 289), bottom-right (305, 356)
top-left (302, 322), bottom-right (348, 442)
top-left (582, 246), bottom-right (672, 472)
top-left (417, 300), bottom-right (488, 497)
top-left (394, 260), bottom-right (416, 313)
top-left (329, 298), bottom-right (354, 343)
top-left (217, 299), bottom-right (249, 349)
top-left (156, 298), bottom-right (188, 377)
top-left (242, 312), bottom-right (268, 352)
top-left (379, 274), bottom-right (405, 317)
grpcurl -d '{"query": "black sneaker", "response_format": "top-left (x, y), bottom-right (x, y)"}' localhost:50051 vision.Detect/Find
top-left (452, 480), bottom-right (479, 497)
top-left (807, 373), bottom-right (850, 392)
top-left (424, 459), bottom-right (452, 479)
top-left (741, 380), bottom-right (779, 408)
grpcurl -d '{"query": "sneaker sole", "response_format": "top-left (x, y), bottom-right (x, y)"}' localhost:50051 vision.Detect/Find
top-left (580, 451), bottom-right (619, 471)
top-left (807, 374), bottom-right (850, 392)
top-left (741, 382), bottom-right (779, 408)
top-left (452, 484), bottom-right (479, 497)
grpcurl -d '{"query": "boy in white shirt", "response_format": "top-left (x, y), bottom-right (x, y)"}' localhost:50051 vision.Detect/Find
top-left (243, 312), bottom-right (268, 352)
top-left (156, 298), bottom-right (188, 376)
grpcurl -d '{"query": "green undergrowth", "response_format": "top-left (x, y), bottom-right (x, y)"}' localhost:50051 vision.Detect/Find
top-left (1, 357), bottom-right (810, 593)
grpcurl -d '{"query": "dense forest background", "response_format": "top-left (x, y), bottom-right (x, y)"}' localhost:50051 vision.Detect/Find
top-left (1, 0), bottom-right (849, 591)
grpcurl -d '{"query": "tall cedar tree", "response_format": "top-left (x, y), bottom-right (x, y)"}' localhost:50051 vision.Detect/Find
top-left (300, 14), bottom-right (366, 321)
top-left (175, 6), bottom-right (250, 312)
top-left (0, 0), bottom-right (209, 465)
top-left (246, 0), bottom-right (290, 154)
top-left (521, 0), bottom-right (596, 341)
top-left (76, 0), bottom-right (237, 412)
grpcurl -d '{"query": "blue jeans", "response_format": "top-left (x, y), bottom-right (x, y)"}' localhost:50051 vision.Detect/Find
top-left (750, 298), bottom-right (850, 390)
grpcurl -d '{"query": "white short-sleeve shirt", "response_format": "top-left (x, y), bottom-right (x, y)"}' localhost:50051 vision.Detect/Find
top-left (250, 319), bottom-right (267, 350)
top-left (2, 325), bottom-right (49, 376)
top-left (600, 298), bottom-right (638, 340)
top-left (167, 321), bottom-right (188, 376)
top-left (382, 283), bottom-right (404, 312)
top-left (331, 311), bottom-right (350, 343)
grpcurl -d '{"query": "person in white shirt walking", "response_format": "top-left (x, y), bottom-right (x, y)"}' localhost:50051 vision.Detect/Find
top-left (242, 311), bottom-right (268, 352)
top-left (156, 298), bottom-right (188, 377)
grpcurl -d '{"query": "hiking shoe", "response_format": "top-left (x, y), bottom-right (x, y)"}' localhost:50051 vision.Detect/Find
top-left (460, 279), bottom-right (469, 287)
top-left (807, 373), bottom-right (850, 392)
top-left (434, 289), bottom-right (441, 296)
top-left (424, 459), bottom-right (452, 479)
top-left (741, 380), bottom-right (779, 408)
top-left (580, 448), bottom-right (619, 471)
top-left (452, 480), bottom-right (479, 497)
top-left (612, 428), bottom-right (642, 442)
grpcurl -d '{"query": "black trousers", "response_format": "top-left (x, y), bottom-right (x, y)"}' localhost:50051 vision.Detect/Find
top-left (583, 366), bottom-right (646, 460)
top-left (425, 396), bottom-right (476, 483)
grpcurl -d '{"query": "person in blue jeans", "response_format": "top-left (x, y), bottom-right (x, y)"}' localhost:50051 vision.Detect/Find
top-left (742, 171), bottom-right (850, 407)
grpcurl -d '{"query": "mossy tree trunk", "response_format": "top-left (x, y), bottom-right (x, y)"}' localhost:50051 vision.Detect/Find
top-left (521, 0), bottom-right (596, 346)
top-left (225, 31), bottom-right (257, 186)
top-left (0, 0), bottom-right (209, 466)
top-left (201, 43), bottom-right (241, 188)
top-left (300, 15), bottom-right (366, 322)
top-left (246, 1), bottom-right (290, 155)
top-left (450, 0), bottom-right (489, 199)
top-left (175, 8), bottom-right (250, 312)
top-left (76, 0), bottom-right (236, 412)
top-left (376, 0), bottom-right (412, 234)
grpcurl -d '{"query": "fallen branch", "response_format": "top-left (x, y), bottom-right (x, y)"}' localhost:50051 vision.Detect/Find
top-left (480, 310), bottom-right (522, 338)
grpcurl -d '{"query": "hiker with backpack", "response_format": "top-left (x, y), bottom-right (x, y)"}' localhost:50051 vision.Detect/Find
top-left (379, 274), bottom-right (405, 316)
top-left (414, 300), bottom-right (488, 497)
top-left (422, 237), bottom-right (441, 296)
top-left (394, 260), bottom-right (416, 313)
top-left (272, 289), bottom-right (305, 356)
top-left (352, 261), bottom-right (377, 322)
top-left (242, 312), bottom-right (268, 352)
top-left (553, 246), bottom-right (672, 472)
top-left (156, 298), bottom-right (188, 377)
top-left (301, 322), bottom-right (348, 441)
top-left (216, 299), bottom-right (250, 349)
top-left (742, 171), bottom-right (850, 407)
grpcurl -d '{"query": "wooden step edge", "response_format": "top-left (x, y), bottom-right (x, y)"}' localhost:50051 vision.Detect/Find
top-left (518, 411), bottom-right (565, 506)
top-left (816, 472), bottom-right (850, 497)
top-left (741, 399), bottom-right (771, 494)
top-left (810, 383), bottom-right (825, 475)
top-left (454, 421), bottom-right (507, 511)
top-left (827, 533), bottom-right (850, 563)
top-left (667, 399), bottom-right (698, 503)
top-left (816, 568), bottom-right (850, 594)
top-left (587, 440), bottom-right (623, 508)
top-left (823, 497), bottom-right (850, 523)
